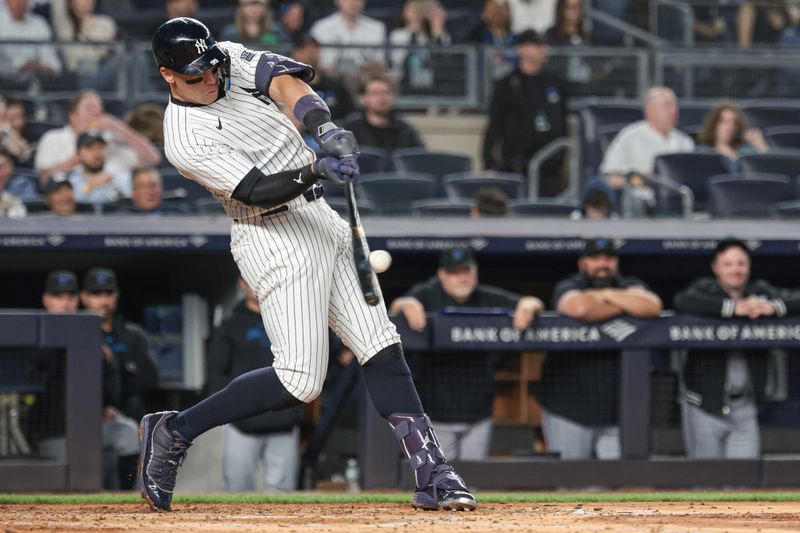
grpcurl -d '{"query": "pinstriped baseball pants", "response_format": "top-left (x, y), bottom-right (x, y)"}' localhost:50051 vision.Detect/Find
top-left (231, 196), bottom-right (400, 403)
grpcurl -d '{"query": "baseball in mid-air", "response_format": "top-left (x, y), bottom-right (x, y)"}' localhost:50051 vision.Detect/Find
top-left (369, 250), bottom-right (392, 273)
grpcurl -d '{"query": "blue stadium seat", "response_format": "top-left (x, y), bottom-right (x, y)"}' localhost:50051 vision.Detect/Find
top-left (324, 197), bottom-right (378, 217)
top-left (195, 197), bottom-right (226, 215)
top-left (677, 101), bottom-right (713, 133)
top-left (391, 149), bottom-right (472, 180)
top-left (597, 122), bottom-right (629, 152)
top-left (26, 121), bottom-right (61, 143)
top-left (764, 126), bottom-right (800, 150)
top-left (707, 173), bottom-right (793, 218)
top-left (410, 199), bottom-right (475, 217)
top-left (358, 174), bottom-right (439, 215)
top-left (653, 152), bottom-right (730, 212)
top-left (578, 101), bottom-right (642, 179)
top-left (442, 172), bottom-right (525, 200)
top-left (741, 101), bottom-right (800, 130)
top-left (358, 146), bottom-right (390, 175)
top-left (738, 152), bottom-right (800, 179)
top-left (508, 199), bottom-right (579, 216)
top-left (159, 169), bottom-right (212, 201)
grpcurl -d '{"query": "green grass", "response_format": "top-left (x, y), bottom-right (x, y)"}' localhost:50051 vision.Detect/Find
top-left (0, 491), bottom-right (799, 505)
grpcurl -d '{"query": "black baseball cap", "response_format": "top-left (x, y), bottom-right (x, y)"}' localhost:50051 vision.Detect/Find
top-left (439, 246), bottom-right (477, 270)
top-left (714, 237), bottom-right (750, 259)
top-left (582, 237), bottom-right (618, 257)
top-left (45, 270), bottom-right (79, 295)
top-left (43, 179), bottom-right (73, 195)
top-left (83, 268), bottom-right (118, 293)
top-left (516, 29), bottom-right (546, 46)
top-left (76, 130), bottom-right (106, 149)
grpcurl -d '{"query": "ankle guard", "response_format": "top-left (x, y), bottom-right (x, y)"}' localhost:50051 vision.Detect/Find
top-left (388, 413), bottom-right (446, 490)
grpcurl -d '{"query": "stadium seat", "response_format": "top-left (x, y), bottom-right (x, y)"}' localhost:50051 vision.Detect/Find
top-left (442, 172), bottom-right (526, 200)
top-left (764, 126), bottom-right (800, 150)
top-left (410, 199), bottom-right (475, 217)
top-left (358, 146), bottom-right (390, 175)
top-left (25, 121), bottom-right (60, 143)
top-left (195, 197), bottom-right (226, 215)
top-left (159, 169), bottom-right (213, 201)
top-left (597, 122), bottom-right (629, 152)
top-left (738, 152), bottom-right (800, 179)
top-left (358, 174), bottom-right (439, 215)
top-left (741, 101), bottom-right (800, 130)
top-left (324, 197), bottom-right (378, 217)
top-left (578, 101), bottom-right (642, 178)
top-left (508, 199), bottom-right (579, 216)
top-left (653, 152), bottom-right (730, 212)
top-left (707, 173), bottom-right (793, 218)
top-left (391, 149), bottom-right (472, 179)
top-left (677, 101), bottom-right (712, 133)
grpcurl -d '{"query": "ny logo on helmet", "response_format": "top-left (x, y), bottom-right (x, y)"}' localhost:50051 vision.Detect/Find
top-left (195, 39), bottom-right (208, 54)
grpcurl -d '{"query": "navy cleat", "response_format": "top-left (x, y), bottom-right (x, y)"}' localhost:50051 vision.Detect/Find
top-left (138, 411), bottom-right (192, 512)
top-left (388, 414), bottom-right (477, 511)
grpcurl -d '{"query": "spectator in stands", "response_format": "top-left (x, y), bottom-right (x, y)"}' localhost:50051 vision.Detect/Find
top-left (35, 90), bottom-right (161, 185)
top-left (674, 238), bottom-right (800, 459)
top-left (538, 238), bottom-right (662, 459)
top-left (166, 0), bottom-right (199, 19)
top-left (1, 148), bottom-right (38, 202)
top-left (693, 4), bottom-right (733, 44)
top-left (507, 0), bottom-right (557, 34)
top-left (207, 277), bottom-right (304, 492)
top-left (483, 30), bottom-right (567, 196)
top-left (471, 186), bottom-right (509, 217)
top-left (738, 1), bottom-right (788, 47)
top-left (0, 96), bottom-right (33, 166)
top-left (310, 0), bottom-right (386, 73)
top-left (341, 73), bottom-right (425, 154)
top-left (389, 0), bottom-right (451, 71)
top-left (465, 0), bottom-right (516, 45)
top-left (50, 0), bottom-right (118, 75)
top-left (275, 0), bottom-right (309, 42)
top-left (0, 149), bottom-right (26, 218)
top-left (390, 246), bottom-right (543, 460)
top-left (221, 0), bottom-right (290, 46)
top-left (578, 188), bottom-right (615, 219)
top-left (125, 103), bottom-right (166, 145)
top-left (545, 0), bottom-right (589, 45)
top-left (44, 179), bottom-right (79, 216)
top-left (68, 131), bottom-right (132, 204)
top-left (81, 267), bottom-right (159, 423)
top-left (116, 167), bottom-right (192, 215)
top-left (599, 86), bottom-right (693, 216)
top-left (696, 101), bottom-right (768, 169)
top-left (42, 270), bottom-right (80, 313)
top-left (0, 0), bottom-right (62, 82)
top-left (290, 36), bottom-right (355, 121)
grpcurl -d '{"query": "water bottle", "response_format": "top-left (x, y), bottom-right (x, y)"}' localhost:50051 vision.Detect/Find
top-left (345, 458), bottom-right (360, 493)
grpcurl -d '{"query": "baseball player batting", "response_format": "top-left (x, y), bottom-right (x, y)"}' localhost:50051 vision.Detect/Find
top-left (138, 18), bottom-right (476, 513)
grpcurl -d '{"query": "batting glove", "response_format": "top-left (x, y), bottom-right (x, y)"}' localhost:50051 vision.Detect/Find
top-left (313, 155), bottom-right (360, 187)
top-left (318, 128), bottom-right (360, 159)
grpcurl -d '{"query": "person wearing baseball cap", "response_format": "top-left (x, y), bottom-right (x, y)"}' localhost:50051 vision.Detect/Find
top-left (389, 246), bottom-right (544, 461)
top-left (674, 238), bottom-right (800, 459)
top-left (68, 131), bottom-right (132, 204)
top-left (42, 270), bottom-right (80, 313)
top-left (537, 237), bottom-right (662, 460)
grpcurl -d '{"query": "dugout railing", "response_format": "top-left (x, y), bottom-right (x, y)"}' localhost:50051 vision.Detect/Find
top-left (360, 312), bottom-right (800, 490)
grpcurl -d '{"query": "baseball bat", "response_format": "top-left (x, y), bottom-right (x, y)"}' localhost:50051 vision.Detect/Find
top-left (344, 176), bottom-right (380, 306)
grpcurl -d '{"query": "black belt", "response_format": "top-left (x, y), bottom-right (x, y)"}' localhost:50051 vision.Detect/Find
top-left (235, 184), bottom-right (324, 221)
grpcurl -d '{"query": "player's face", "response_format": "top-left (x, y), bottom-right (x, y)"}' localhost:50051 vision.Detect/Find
top-left (81, 290), bottom-right (118, 319)
top-left (42, 292), bottom-right (79, 313)
top-left (161, 66), bottom-right (221, 105)
top-left (438, 265), bottom-right (478, 302)
top-left (579, 253), bottom-right (619, 280)
top-left (712, 247), bottom-right (750, 292)
top-left (132, 171), bottom-right (162, 211)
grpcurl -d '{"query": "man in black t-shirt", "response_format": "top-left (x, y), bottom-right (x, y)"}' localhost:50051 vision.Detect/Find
top-left (539, 238), bottom-right (662, 459)
top-left (390, 246), bottom-right (543, 460)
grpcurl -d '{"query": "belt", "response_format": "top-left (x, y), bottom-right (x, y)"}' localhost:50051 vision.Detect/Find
top-left (234, 184), bottom-right (324, 222)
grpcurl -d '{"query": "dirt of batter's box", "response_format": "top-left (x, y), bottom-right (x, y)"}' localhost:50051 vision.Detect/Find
top-left (1, 501), bottom-right (800, 532)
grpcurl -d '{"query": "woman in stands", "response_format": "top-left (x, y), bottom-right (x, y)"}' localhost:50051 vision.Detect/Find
top-left (696, 101), bottom-right (768, 169)
top-left (545, 0), bottom-right (590, 46)
top-left (220, 0), bottom-right (290, 46)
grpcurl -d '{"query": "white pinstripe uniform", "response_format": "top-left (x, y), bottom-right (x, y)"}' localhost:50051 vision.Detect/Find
top-left (163, 41), bottom-right (400, 402)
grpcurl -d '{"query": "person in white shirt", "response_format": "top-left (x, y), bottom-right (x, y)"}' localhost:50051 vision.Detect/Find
top-left (310, 0), bottom-right (386, 73)
top-left (35, 90), bottom-right (161, 187)
top-left (68, 131), bottom-right (131, 204)
top-left (507, 0), bottom-right (558, 34)
top-left (50, 0), bottom-right (118, 75)
top-left (0, 0), bottom-right (62, 78)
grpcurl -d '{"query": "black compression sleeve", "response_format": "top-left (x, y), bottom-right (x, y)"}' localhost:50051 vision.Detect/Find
top-left (231, 164), bottom-right (318, 210)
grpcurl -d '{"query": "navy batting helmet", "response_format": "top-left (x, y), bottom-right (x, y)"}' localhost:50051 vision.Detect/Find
top-left (152, 17), bottom-right (228, 74)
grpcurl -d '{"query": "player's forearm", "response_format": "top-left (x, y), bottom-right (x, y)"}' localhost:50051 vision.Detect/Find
top-left (231, 164), bottom-right (318, 210)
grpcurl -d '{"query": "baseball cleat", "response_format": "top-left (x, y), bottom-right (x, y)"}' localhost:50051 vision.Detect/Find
top-left (411, 463), bottom-right (477, 511)
top-left (138, 411), bottom-right (192, 512)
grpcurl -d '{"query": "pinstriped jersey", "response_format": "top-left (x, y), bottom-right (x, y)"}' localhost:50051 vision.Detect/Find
top-left (163, 41), bottom-right (317, 220)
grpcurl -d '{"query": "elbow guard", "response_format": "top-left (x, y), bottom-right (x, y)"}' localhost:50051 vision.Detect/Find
top-left (231, 165), bottom-right (317, 210)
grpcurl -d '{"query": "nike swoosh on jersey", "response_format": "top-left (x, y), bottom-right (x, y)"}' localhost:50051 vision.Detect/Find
top-left (216, 118), bottom-right (223, 130)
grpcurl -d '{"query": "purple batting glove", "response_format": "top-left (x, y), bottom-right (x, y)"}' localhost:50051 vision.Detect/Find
top-left (314, 155), bottom-right (360, 187)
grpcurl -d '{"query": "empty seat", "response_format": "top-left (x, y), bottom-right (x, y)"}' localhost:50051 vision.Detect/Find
top-left (391, 149), bottom-right (472, 179)
top-left (410, 199), bottom-right (475, 217)
top-left (324, 197), bottom-right (378, 217)
top-left (741, 101), bottom-right (800, 130)
top-left (443, 172), bottom-right (525, 200)
top-left (597, 122), bottom-right (629, 152)
top-left (159, 170), bottom-right (212, 201)
top-left (764, 126), bottom-right (800, 149)
top-left (653, 152), bottom-right (730, 211)
top-left (677, 102), bottom-right (712, 133)
top-left (707, 173), bottom-right (793, 218)
top-left (358, 146), bottom-right (390, 175)
top-left (26, 121), bottom-right (61, 143)
top-left (195, 197), bottom-right (226, 215)
top-left (508, 199), bottom-right (579, 216)
top-left (358, 174), bottom-right (439, 215)
top-left (738, 152), bottom-right (800, 178)
top-left (579, 101), bottom-right (642, 178)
